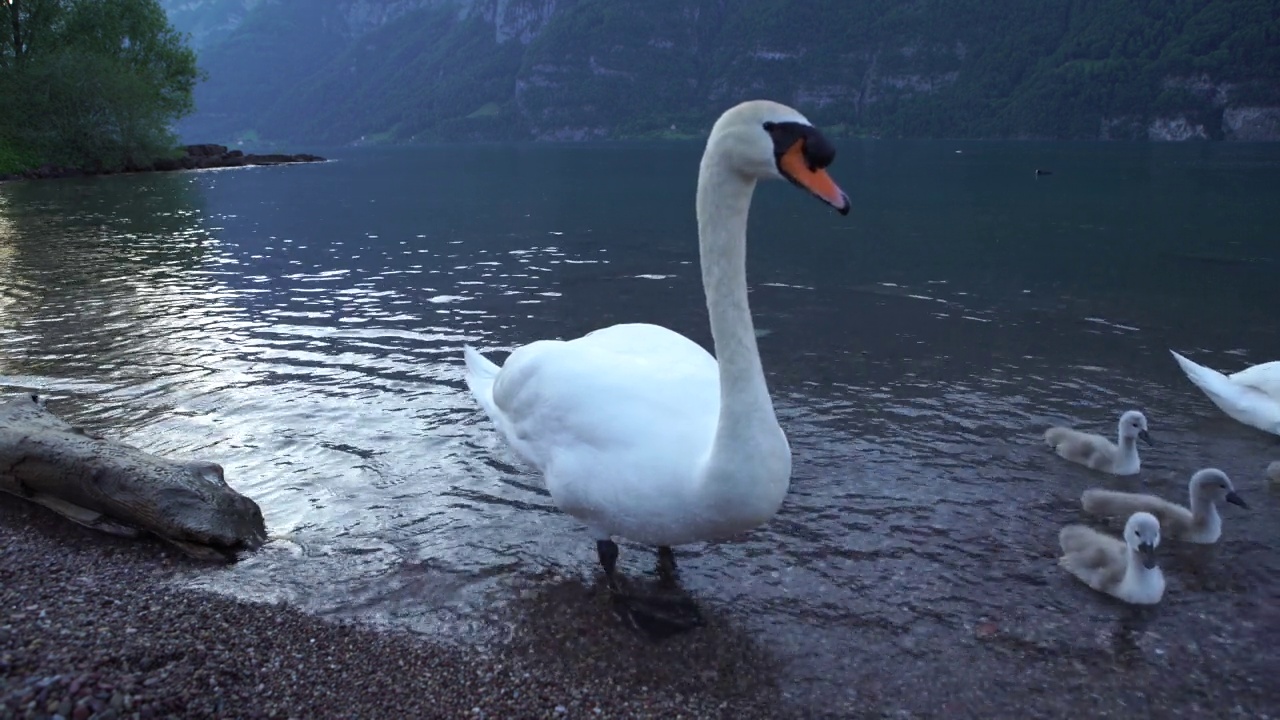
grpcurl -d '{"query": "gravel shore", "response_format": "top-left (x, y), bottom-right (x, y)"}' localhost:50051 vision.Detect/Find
top-left (4, 497), bottom-right (1279, 719)
top-left (0, 501), bottom-right (785, 720)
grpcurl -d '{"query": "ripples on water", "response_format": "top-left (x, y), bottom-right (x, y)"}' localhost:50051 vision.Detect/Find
top-left (1, 144), bottom-right (1278, 704)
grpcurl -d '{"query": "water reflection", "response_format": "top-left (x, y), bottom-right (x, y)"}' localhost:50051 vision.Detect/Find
top-left (1, 145), bottom-right (1278, 712)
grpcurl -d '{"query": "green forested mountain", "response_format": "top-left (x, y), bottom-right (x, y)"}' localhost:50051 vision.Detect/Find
top-left (164, 0), bottom-right (1280, 145)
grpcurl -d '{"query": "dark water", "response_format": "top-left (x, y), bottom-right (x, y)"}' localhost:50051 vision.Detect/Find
top-left (1, 141), bottom-right (1279, 705)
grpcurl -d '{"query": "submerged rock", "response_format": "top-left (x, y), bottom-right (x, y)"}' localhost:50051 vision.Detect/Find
top-left (0, 393), bottom-right (266, 561)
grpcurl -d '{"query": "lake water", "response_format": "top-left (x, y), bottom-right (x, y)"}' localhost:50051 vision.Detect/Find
top-left (1, 140), bottom-right (1279, 709)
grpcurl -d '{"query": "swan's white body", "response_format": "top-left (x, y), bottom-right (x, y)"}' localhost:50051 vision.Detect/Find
top-left (463, 324), bottom-right (786, 546)
top-left (1081, 468), bottom-right (1247, 544)
top-left (464, 100), bottom-right (848, 549)
top-left (1170, 350), bottom-right (1280, 436)
top-left (1059, 512), bottom-right (1165, 605)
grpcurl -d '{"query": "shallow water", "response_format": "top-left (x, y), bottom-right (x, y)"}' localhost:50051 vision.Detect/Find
top-left (1, 141), bottom-right (1279, 707)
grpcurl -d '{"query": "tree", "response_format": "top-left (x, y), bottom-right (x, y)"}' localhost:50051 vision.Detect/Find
top-left (0, 0), bottom-right (200, 172)
top-left (1, 0), bottom-right (64, 67)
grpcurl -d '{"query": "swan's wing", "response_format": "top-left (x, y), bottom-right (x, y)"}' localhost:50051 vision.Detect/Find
top-left (1045, 428), bottom-right (1114, 470)
top-left (1229, 361), bottom-right (1280, 400)
top-left (1058, 525), bottom-right (1126, 590)
top-left (1081, 489), bottom-right (1191, 533)
top-left (487, 323), bottom-right (720, 477)
top-left (1171, 351), bottom-right (1280, 434)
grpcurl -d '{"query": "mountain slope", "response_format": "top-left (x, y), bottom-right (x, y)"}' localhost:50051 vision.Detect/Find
top-left (166, 0), bottom-right (1280, 144)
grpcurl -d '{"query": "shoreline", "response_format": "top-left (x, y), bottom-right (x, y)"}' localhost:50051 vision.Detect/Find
top-left (0, 145), bottom-right (326, 185)
top-left (3, 495), bottom-right (1279, 718)
top-left (0, 501), bottom-right (788, 720)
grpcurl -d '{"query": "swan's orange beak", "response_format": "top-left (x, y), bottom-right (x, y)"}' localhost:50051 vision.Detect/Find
top-left (779, 141), bottom-right (850, 215)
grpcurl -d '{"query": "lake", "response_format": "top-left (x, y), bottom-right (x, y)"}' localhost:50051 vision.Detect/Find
top-left (1, 139), bottom-right (1278, 711)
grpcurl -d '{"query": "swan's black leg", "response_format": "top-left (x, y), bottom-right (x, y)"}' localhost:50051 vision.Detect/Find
top-left (596, 539), bottom-right (620, 584)
top-left (590, 540), bottom-right (703, 639)
top-left (589, 540), bottom-right (703, 638)
top-left (657, 545), bottom-right (678, 587)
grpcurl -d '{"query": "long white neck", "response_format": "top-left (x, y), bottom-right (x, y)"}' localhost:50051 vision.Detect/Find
top-left (1116, 430), bottom-right (1139, 462)
top-left (1187, 491), bottom-right (1222, 534)
top-left (695, 152), bottom-right (789, 512)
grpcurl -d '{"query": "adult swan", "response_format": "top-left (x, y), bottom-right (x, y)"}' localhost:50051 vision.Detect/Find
top-left (463, 100), bottom-right (850, 630)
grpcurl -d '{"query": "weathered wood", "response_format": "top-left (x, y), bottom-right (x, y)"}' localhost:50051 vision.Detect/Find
top-left (0, 393), bottom-right (267, 561)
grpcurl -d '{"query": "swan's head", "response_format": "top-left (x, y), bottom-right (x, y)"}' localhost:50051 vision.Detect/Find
top-left (706, 100), bottom-right (850, 214)
top-left (1117, 410), bottom-right (1152, 445)
top-left (1123, 511), bottom-right (1161, 569)
top-left (1189, 468), bottom-right (1248, 509)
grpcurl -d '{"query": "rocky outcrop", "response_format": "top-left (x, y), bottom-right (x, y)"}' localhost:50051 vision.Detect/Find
top-left (1100, 115), bottom-right (1146, 141)
top-left (1147, 116), bottom-right (1209, 141)
top-left (0, 144), bottom-right (325, 183)
top-left (474, 0), bottom-right (559, 44)
top-left (0, 393), bottom-right (267, 561)
top-left (1223, 107), bottom-right (1280, 141)
top-left (166, 143), bottom-right (327, 169)
top-left (1155, 75), bottom-right (1280, 141)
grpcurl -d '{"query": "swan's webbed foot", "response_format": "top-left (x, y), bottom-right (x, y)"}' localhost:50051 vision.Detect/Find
top-left (595, 539), bottom-right (703, 639)
top-left (613, 591), bottom-right (704, 640)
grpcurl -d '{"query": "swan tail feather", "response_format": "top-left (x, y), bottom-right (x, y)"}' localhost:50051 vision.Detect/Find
top-left (463, 345), bottom-right (502, 418)
top-left (1171, 350), bottom-right (1232, 397)
top-left (1170, 349), bottom-right (1246, 416)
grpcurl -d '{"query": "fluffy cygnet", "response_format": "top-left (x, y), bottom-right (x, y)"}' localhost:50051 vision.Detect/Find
top-left (1059, 511), bottom-right (1164, 605)
top-left (1044, 410), bottom-right (1152, 476)
top-left (1082, 468), bottom-right (1247, 544)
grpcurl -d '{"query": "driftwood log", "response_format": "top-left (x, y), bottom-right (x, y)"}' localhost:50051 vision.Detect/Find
top-left (0, 393), bottom-right (267, 561)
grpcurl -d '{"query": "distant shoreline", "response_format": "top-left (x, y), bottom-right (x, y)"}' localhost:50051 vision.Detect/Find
top-left (0, 144), bottom-right (326, 184)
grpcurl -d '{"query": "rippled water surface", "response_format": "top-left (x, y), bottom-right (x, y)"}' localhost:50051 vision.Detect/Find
top-left (2, 141), bottom-right (1279, 706)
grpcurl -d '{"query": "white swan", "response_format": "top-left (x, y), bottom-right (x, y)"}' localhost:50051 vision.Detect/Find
top-left (1170, 350), bottom-right (1280, 436)
top-left (463, 100), bottom-right (849, 623)
top-left (1081, 468), bottom-right (1248, 544)
top-left (1044, 410), bottom-right (1152, 476)
top-left (1268, 461), bottom-right (1280, 485)
top-left (1058, 511), bottom-right (1165, 605)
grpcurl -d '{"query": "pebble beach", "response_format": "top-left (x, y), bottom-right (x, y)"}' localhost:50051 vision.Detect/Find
top-left (3, 497), bottom-right (1279, 719)
top-left (0, 501), bottom-right (784, 720)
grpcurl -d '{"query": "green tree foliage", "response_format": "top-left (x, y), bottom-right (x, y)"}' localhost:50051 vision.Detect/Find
top-left (0, 0), bottom-right (200, 173)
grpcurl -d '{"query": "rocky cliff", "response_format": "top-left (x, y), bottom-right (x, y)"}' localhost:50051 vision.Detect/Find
top-left (161, 0), bottom-right (1280, 144)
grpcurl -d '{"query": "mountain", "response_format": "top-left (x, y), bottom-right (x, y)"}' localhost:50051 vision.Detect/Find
top-left (160, 0), bottom-right (1280, 145)
top-left (160, 0), bottom-right (265, 50)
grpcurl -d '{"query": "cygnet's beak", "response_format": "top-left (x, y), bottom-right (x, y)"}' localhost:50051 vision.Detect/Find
top-left (1138, 429), bottom-right (1154, 446)
top-left (1137, 542), bottom-right (1158, 569)
top-left (1225, 490), bottom-right (1249, 509)
top-left (778, 142), bottom-right (851, 215)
